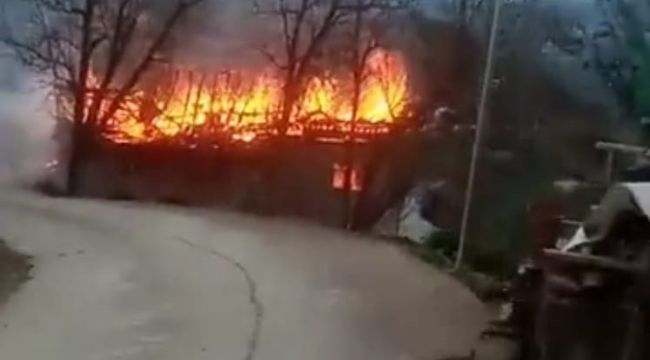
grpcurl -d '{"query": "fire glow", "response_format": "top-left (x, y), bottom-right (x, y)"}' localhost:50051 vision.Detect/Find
top-left (97, 49), bottom-right (410, 145)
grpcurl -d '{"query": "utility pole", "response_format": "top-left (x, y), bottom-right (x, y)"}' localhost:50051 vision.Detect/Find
top-left (455, 0), bottom-right (502, 270)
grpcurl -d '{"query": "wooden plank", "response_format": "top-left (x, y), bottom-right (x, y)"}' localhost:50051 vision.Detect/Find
top-left (595, 141), bottom-right (650, 157)
top-left (543, 249), bottom-right (642, 274)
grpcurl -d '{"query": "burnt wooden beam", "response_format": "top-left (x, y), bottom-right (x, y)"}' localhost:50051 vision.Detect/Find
top-left (543, 249), bottom-right (643, 275)
top-left (595, 141), bottom-right (650, 157)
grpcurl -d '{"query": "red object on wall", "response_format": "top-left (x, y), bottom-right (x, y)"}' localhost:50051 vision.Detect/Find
top-left (332, 163), bottom-right (363, 192)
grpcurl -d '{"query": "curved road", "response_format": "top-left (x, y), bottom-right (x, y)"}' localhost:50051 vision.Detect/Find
top-left (0, 188), bottom-right (489, 360)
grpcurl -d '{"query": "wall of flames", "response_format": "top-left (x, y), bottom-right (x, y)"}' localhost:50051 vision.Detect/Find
top-left (98, 49), bottom-right (410, 145)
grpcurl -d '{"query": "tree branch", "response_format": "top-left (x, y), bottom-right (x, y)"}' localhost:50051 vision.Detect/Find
top-left (34, 0), bottom-right (86, 16)
top-left (100, 0), bottom-right (206, 125)
top-left (87, 0), bottom-right (134, 123)
top-left (258, 45), bottom-right (285, 69)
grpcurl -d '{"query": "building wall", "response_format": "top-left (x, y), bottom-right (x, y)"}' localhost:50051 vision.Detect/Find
top-left (76, 140), bottom-right (409, 228)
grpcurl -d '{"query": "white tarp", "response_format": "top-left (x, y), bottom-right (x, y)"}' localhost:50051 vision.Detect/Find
top-left (562, 183), bottom-right (650, 252)
top-left (374, 182), bottom-right (443, 244)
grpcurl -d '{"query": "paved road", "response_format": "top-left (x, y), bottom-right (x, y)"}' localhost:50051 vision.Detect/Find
top-left (0, 187), bottom-right (489, 360)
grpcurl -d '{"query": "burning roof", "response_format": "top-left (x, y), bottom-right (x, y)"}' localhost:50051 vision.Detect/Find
top-left (93, 48), bottom-right (411, 146)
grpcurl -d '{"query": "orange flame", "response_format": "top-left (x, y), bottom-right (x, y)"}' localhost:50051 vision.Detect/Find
top-left (98, 48), bottom-right (409, 144)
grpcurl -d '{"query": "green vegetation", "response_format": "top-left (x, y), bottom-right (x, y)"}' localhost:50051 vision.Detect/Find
top-left (408, 234), bottom-right (506, 300)
top-left (404, 2), bottom-right (641, 282)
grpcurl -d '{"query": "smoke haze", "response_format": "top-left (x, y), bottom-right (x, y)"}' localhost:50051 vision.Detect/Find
top-left (0, 51), bottom-right (55, 183)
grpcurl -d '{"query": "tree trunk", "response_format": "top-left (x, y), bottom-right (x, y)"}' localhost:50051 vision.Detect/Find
top-left (66, 0), bottom-right (96, 195)
top-left (264, 77), bottom-right (297, 215)
top-left (343, 91), bottom-right (361, 229)
top-left (343, 3), bottom-right (364, 230)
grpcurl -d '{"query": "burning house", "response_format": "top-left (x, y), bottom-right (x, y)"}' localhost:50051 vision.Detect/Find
top-left (73, 47), bottom-right (420, 227)
top-left (4, 0), bottom-right (434, 228)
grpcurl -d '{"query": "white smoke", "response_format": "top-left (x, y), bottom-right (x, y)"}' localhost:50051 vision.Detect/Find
top-left (0, 52), bottom-right (56, 184)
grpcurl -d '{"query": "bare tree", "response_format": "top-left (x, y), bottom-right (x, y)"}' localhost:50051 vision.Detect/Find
top-left (457, 0), bottom-right (485, 27)
top-left (254, 0), bottom-right (358, 136)
top-left (339, 0), bottom-right (410, 229)
top-left (250, 0), bottom-right (357, 214)
top-left (253, 0), bottom-right (410, 219)
top-left (3, 0), bottom-right (205, 194)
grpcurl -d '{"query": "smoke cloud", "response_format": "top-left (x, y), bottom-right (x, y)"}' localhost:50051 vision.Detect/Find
top-left (0, 1), bottom-right (55, 184)
top-left (0, 51), bottom-right (56, 184)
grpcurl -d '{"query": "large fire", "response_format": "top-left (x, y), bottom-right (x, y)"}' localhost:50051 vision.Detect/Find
top-left (97, 48), bottom-right (410, 145)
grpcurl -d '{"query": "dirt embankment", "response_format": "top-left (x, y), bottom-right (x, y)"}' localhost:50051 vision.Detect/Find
top-left (0, 239), bottom-right (32, 306)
